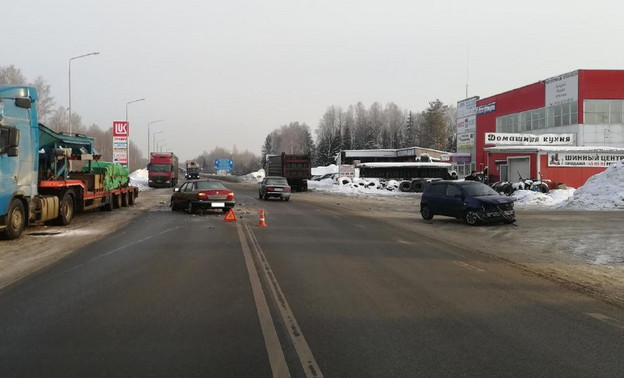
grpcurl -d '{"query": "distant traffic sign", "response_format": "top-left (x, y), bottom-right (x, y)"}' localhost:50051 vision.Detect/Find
top-left (215, 158), bottom-right (234, 172)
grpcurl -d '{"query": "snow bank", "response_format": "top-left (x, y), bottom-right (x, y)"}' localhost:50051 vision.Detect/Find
top-left (512, 188), bottom-right (575, 208)
top-left (558, 160), bottom-right (624, 210)
top-left (129, 169), bottom-right (151, 191)
top-left (240, 169), bottom-right (265, 183)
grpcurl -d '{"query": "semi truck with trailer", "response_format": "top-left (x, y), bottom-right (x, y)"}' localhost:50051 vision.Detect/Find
top-left (185, 161), bottom-right (200, 179)
top-left (147, 152), bottom-right (179, 187)
top-left (264, 153), bottom-right (312, 191)
top-left (0, 85), bottom-right (139, 240)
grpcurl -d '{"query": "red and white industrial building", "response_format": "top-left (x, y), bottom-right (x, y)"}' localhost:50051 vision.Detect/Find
top-left (452, 69), bottom-right (624, 188)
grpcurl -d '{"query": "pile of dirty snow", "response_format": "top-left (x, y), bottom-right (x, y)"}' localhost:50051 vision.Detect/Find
top-left (512, 188), bottom-right (576, 208)
top-left (129, 169), bottom-right (151, 191)
top-left (558, 161), bottom-right (624, 210)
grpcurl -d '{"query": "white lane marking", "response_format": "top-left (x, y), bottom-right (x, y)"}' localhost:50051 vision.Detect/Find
top-left (586, 313), bottom-right (624, 330)
top-left (236, 223), bottom-right (291, 378)
top-left (246, 224), bottom-right (324, 378)
top-left (453, 260), bottom-right (485, 273)
top-left (61, 227), bottom-right (182, 274)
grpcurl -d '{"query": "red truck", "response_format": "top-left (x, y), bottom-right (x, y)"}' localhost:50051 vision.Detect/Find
top-left (147, 152), bottom-right (179, 188)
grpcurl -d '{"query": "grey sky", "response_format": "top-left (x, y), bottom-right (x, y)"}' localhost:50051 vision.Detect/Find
top-left (5, 0), bottom-right (623, 161)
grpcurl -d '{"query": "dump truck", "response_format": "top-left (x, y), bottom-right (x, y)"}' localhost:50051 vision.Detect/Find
top-left (264, 153), bottom-right (311, 191)
top-left (147, 152), bottom-right (179, 187)
top-left (0, 85), bottom-right (139, 240)
top-left (185, 161), bottom-right (200, 179)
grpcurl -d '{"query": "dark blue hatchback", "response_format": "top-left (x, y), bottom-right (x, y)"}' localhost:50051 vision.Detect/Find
top-left (420, 181), bottom-right (516, 225)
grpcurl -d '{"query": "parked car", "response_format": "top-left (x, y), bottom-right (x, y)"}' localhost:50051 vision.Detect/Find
top-left (420, 181), bottom-right (516, 225)
top-left (259, 176), bottom-right (291, 201)
top-left (171, 179), bottom-right (235, 213)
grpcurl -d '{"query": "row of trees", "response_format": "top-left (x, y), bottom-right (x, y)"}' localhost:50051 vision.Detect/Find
top-left (263, 101), bottom-right (457, 166)
top-left (0, 65), bottom-right (145, 171)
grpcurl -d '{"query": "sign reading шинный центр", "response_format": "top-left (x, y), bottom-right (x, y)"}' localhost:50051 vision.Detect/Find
top-left (485, 133), bottom-right (575, 146)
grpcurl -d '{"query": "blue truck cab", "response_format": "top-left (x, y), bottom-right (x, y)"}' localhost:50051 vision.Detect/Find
top-left (0, 86), bottom-right (40, 239)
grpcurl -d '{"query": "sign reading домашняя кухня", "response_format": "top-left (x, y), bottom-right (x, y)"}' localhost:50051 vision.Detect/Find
top-left (485, 133), bottom-right (575, 146)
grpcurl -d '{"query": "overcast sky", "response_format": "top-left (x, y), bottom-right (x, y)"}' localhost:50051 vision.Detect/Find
top-left (5, 0), bottom-right (623, 161)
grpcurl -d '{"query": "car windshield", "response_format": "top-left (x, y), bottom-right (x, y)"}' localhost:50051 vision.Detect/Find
top-left (462, 183), bottom-right (499, 196)
top-left (148, 164), bottom-right (171, 172)
top-left (266, 178), bottom-right (288, 185)
top-left (196, 181), bottom-right (226, 190)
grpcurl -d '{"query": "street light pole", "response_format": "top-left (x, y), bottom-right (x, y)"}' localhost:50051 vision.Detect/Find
top-left (68, 51), bottom-right (99, 134)
top-left (153, 131), bottom-right (164, 155)
top-left (156, 139), bottom-right (165, 153)
top-left (124, 98), bottom-right (145, 170)
top-left (148, 119), bottom-right (164, 155)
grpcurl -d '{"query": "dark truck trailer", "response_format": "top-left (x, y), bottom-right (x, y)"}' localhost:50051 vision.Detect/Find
top-left (264, 153), bottom-right (311, 192)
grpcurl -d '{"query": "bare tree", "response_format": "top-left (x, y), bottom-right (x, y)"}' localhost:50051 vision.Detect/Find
top-left (0, 65), bottom-right (27, 85)
top-left (30, 76), bottom-right (55, 123)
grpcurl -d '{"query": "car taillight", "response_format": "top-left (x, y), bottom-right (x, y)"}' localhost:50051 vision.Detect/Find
top-left (226, 193), bottom-right (234, 200)
top-left (267, 186), bottom-right (274, 191)
top-left (284, 187), bottom-right (291, 193)
top-left (198, 192), bottom-right (207, 199)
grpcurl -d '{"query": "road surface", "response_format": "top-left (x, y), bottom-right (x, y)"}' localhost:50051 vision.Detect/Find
top-left (1, 181), bottom-right (623, 377)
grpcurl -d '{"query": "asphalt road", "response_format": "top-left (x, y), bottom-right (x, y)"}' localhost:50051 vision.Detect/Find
top-left (1, 181), bottom-right (623, 377)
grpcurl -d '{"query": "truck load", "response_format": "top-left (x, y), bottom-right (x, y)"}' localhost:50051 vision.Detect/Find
top-left (147, 152), bottom-right (179, 187)
top-left (185, 161), bottom-right (200, 179)
top-left (264, 153), bottom-right (311, 192)
top-left (0, 85), bottom-right (139, 239)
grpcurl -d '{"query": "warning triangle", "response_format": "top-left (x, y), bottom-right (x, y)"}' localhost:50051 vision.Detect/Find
top-left (224, 209), bottom-right (237, 222)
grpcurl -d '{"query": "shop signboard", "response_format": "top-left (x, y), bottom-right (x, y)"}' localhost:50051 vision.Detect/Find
top-left (545, 70), bottom-right (578, 107)
top-left (548, 152), bottom-right (624, 167)
top-left (485, 133), bottom-right (575, 146)
top-left (457, 97), bottom-right (478, 134)
top-left (112, 121), bottom-right (129, 167)
top-left (457, 132), bottom-right (475, 149)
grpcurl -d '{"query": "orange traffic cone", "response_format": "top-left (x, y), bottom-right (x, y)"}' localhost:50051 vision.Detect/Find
top-left (224, 208), bottom-right (237, 222)
top-left (258, 209), bottom-right (267, 227)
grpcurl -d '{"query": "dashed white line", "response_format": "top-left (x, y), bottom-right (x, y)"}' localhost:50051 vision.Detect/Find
top-left (586, 313), bottom-right (624, 330)
top-left (453, 260), bottom-right (485, 272)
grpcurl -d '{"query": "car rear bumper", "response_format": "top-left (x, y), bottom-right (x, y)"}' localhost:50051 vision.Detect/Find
top-left (191, 200), bottom-right (235, 210)
top-left (266, 192), bottom-right (291, 199)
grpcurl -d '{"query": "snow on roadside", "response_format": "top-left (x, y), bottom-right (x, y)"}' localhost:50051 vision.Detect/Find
top-left (307, 160), bottom-right (624, 211)
top-left (556, 160), bottom-right (624, 210)
top-left (129, 169), bottom-right (151, 191)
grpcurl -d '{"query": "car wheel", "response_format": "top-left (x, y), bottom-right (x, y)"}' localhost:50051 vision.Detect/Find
top-left (187, 202), bottom-right (195, 214)
top-left (262, 193), bottom-right (268, 201)
top-left (170, 198), bottom-right (178, 211)
top-left (420, 204), bottom-right (433, 220)
top-left (464, 210), bottom-right (479, 225)
top-left (284, 197), bottom-right (290, 202)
